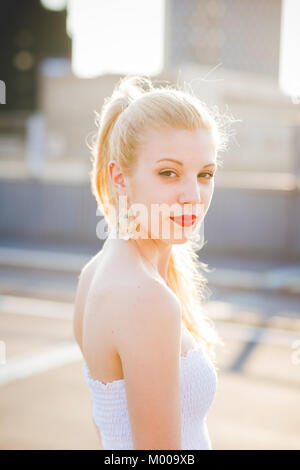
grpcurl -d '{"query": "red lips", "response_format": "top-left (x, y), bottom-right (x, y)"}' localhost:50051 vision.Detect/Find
top-left (170, 215), bottom-right (196, 227)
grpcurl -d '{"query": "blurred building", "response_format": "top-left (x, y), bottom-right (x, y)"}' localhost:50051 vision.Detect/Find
top-left (0, 0), bottom-right (71, 112)
top-left (167, 0), bottom-right (282, 77)
top-left (0, 0), bottom-right (299, 260)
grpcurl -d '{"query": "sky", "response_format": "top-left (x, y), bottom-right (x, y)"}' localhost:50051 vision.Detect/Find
top-left (66, 0), bottom-right (165, 78)
top-left (40, 0), bottom-right (299, 100)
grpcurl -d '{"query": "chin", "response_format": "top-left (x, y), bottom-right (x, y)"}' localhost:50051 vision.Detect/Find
top-left (160, 231), bottom-right (194, 244)
top-left (138, 224), bottom-right (196, 243)
top-left (170, 238), bottom-right (190, 245)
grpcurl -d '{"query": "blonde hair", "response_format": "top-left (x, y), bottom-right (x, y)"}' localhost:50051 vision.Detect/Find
top-left (89, 74), bottom-right (234, 367)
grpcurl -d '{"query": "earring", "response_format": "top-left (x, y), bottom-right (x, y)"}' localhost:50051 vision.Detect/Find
top-left (118, 205), bottom-right (139, 240)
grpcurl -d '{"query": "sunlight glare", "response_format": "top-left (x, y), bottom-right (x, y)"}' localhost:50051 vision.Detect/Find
top-left (279, 0), bottom-right (300, 101)
top-left (67, 0), bottom-right (165, 78)
top-left (40, 0), bottom-right (67, 11)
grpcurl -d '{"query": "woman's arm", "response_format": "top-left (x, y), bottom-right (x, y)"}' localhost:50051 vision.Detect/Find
top-left (115, 280), bottom-right (182, 450)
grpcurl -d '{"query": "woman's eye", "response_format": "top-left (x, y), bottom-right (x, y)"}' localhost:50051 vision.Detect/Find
top-left (198, 172), bottom-right (215, 180)
top-left (159, 170), bottom-right (215, 179)
top-left (159, 170), bottom-right (177, 178)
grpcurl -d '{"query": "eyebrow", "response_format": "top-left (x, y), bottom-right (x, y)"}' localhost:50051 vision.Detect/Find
top-left (156, 158), bottom-right (216, 168)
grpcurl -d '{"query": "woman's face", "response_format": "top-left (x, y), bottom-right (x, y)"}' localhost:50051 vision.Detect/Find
top-left (114, 126), bottom-right (217, 244)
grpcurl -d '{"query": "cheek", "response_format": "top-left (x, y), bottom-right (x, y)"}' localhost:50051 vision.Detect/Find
top-left (203, 186), bottom-right (214, 211)
top-left (207, 184), bottom-right (214, 197)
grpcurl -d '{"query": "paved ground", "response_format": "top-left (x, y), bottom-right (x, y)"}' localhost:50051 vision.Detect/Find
top-left (1, 242), bottom-right (300, 296)
top-left (0, 290), bottom-right (299, 450)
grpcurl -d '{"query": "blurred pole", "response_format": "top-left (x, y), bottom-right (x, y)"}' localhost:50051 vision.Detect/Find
top-left (25, 113), bottom-right (46, 178)
top-left (279, 0), bottom-right (300, 103)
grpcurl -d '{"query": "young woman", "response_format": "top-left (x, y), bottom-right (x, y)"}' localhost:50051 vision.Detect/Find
top-left (73, 75), bottom-right (230, 450)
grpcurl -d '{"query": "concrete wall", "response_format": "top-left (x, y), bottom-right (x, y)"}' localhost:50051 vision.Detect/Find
top-left (1, 178), bottom-right (299, 260)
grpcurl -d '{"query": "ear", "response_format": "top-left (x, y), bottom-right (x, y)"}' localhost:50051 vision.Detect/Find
top-left (108, 159), bottom-right (127, 194)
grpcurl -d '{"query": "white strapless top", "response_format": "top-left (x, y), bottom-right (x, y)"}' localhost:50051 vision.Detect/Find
top-left (82, 343), bottom-right (218, 450)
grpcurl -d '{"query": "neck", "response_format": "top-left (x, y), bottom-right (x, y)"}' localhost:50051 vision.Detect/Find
top-left (132, 237), bottom-right (172, 283)
top-left (107, 227), bottom-right (172, 283)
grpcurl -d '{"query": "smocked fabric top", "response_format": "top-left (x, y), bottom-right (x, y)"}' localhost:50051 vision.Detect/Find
top-left (82, 343), bottom-right (218, 450)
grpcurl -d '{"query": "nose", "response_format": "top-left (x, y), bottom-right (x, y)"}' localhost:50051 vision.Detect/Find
top-left (178, 178), bottom-right (202, 207)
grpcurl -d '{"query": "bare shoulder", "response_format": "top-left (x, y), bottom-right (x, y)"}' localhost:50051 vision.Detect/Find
top-left (113, 278), bottom-right (182, 348)
top-left (73, 252), bottom-right (102, 349)
top-left (84, 270), bottom-right (182, 339)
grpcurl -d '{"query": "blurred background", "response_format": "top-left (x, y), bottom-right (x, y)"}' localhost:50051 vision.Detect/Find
top-left (0, 0), bottom-right (299, 450)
